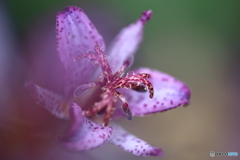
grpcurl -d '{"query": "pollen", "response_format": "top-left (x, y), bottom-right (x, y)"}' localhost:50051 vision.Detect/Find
top-left (75, 44), bottom-right (154, 126)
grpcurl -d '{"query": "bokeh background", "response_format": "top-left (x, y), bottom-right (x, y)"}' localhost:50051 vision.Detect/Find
top-left (1, 0), bottom-right (240, 160)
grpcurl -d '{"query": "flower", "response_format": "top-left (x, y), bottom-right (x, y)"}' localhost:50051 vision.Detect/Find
top-left (25, 6), bottom-right (191, 157)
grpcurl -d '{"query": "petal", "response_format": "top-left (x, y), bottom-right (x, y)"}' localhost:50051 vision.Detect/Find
top-left (56, 6), bottom-right (105, 96)
top-left (59, 103), bottom-right (112, 151)
top-left (108, 123), bottom-right (163, 156)
top-left (25, 81), bottom-right (68, 119)
top-left (119, 68), bottom-right (191, 116)
top-left (107, 10), bottom-right (152, 74)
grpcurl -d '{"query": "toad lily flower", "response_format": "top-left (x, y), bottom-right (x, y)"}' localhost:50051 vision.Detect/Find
top-left (25, 6), bottom-right (191, 157)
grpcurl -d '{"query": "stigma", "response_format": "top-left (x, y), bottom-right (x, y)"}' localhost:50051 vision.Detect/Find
top-left (74, 44), bottom-right (154, 126)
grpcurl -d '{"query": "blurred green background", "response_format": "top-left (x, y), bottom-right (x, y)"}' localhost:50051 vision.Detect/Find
top-left (1, 0), bottom-right (240, 160)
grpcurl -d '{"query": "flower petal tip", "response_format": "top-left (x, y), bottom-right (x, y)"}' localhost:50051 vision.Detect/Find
top-left (109, 124), bottom-right (164, 157)
top-left (151, 147), bottom-right (164, 157)
top-left (182, 85), bottom-right (191, 100)
top-left (24, 81), bottom-right (40, 100)
top-left (140, 10), bottom-right (152, 24)
top-left (65, 6), bottom-right (83, 12)
top-left (25, 80), bottom-right (33, 90)
top-left (25, 81), bottom-right (69, 119)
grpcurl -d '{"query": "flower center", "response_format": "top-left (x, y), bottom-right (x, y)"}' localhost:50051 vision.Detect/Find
top-left (74, 44), bottom-right (154, 126)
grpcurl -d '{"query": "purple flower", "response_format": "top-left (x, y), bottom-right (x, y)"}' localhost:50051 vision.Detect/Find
top-left (25, 6), bottom-right (191, 157)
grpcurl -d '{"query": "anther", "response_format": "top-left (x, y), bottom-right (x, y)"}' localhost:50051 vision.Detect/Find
top-left (121, 103), bottom-right (132, 121)
top-left (131, 83), bottom-right (148, 92)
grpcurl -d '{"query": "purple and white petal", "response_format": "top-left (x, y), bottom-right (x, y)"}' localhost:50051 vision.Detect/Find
top-left (56, 6), bottom-right (105, 96)
top-left (119, 68), bottom-right (191, 116)
top-left (108, 123), bottom-right (163, 156)
top-left (107, 10), bottom-right (152, 74)
top-left (25, 81), bottom-right (68, 119)
top-left (59, 103), bottom-right (112, 151)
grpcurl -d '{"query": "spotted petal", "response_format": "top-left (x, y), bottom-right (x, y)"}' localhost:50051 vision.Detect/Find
top-left (56, 6), bottom-right (105, 96)
top-left (25, 81), bottom-right (68, 119)
top-left (118, 68), bottom-right (191, 116)
top-left (108, 123), bottom-right (163, 156)
top-left (107, 10), bottom-right (152, 74)
top-left (59, 103), bottom-right (112, 151)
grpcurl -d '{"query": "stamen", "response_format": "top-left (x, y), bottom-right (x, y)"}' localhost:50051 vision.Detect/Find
top-left (115, 91), bottom-right (132, 121)
top-left (95, 44), bottom-right (105, 57)
top-left (121, 103), bottom-right (132, 121)
top-left (83, 94), bottom-right (109, 116)
top-left (74, 44), bottom-right (113, 82)
top-left (103, 102), bottom-right (114, 127)
top-left (113, 74), bottom-right (154, 98)
top-left (113, 56), bottom-right (134, 79)
top-left (83, 91), bottom-right (115, 126)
